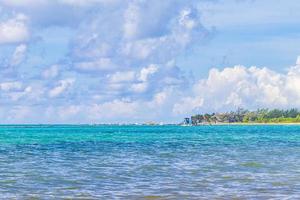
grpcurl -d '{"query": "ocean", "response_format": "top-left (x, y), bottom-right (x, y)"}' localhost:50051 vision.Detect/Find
top-left (0, 125), bottom-right (300, 199)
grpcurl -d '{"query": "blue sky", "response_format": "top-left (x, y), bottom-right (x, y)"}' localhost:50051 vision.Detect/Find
top-left (0, 0), bottom-right (300, 123)
top-left (178, 0), bottom-right (300, 76)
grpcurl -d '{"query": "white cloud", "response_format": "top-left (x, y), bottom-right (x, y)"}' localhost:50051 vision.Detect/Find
top-left (0, 81), bottom-right (23, 91)
top-left (0, 82), bottom-right (36, 102)
top-left (10, 44), bottom-right (27, 66)
top-left (122, 64), bottom-right (159, 93)
top-left (138, 64), bottom-right (158, 82)
top-left (49, 78), bottom-right (75, 98)
top-left (71, 0), bottom-right (209, 72)
top-left (106, 64), bottom-right (181, 96)
top-left (3, 57), bottom-right (300, 123)
top-left (174, 57), bottom-right (300, 115)
top-left (42, 65), bottom-right (59, 79)
top-left (6, 0), bottom-right (300, 124)
top-left (8, 86), bottom-right (32, 101)
top-left (0, 14), bottom-right (29, 44)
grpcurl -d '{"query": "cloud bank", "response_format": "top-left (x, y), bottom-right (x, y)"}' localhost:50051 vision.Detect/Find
top-left (174, 58), bottom-right (300, 115)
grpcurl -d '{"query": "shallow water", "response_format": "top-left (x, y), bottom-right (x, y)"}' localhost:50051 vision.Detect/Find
top-left (0, 125), bottom-right (300, 199)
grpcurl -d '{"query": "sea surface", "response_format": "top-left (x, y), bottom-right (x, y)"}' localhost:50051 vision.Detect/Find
top-left (0, 125), bottom-right (300, 199)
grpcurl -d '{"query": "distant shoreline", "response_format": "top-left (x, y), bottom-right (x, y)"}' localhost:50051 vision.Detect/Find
top-left (1, 123), bottom-right (300, 126)
top-left (189, 122), bottom-right (300, 126)
top-left (185, 108), bottom-right (300, 126)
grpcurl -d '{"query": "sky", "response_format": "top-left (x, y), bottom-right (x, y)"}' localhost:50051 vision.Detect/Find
top-left (0, 0), bottom-right (300, 124)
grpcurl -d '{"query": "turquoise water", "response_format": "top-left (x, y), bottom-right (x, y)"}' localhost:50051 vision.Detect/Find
top-left (1, 125), bottom-right (300, 199)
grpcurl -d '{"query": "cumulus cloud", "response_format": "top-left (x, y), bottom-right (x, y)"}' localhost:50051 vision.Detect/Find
top-left (70, 0), bottom-right (210, 73)
top-left (0, 14), bottom-right (29, 44)
top-left (2, 57), bottom-right (300, 123)
top-left (49, 78), bottom-right (75, 98)
top-left (173, 57), bottom-right (300, 115)
top-left (2, 0), bottom-right (300, 124)
top-left (59, 1), bottom-right (205, 108)
top-left (102, 63), bottom-right (187, 99)
top-left (138, 65), bottom-right (158, 82)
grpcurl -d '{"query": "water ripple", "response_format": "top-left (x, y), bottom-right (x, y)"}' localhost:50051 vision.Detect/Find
top-left (0, 125), bottom-right (300, 199)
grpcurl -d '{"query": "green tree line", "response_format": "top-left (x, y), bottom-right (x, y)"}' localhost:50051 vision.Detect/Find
top-left (190, 108), bottom-right (300, 124)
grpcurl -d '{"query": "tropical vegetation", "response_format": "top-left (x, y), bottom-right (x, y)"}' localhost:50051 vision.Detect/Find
top-left (190, 108), bottom-right (300, 125)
